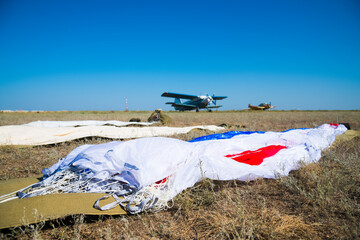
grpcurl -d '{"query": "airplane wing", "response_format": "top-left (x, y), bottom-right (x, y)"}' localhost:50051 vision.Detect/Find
top-left (161, 92), bottom-right (198, 100)
top-left (171, 103), bottom-right (197, 108)
top-left (212, 96), bottom-right (227, 100)
top-left (207, 105), bottom-right (222, 109)
top-left (170, 103), bottom-right (197, 110)
top-left (248, 105), bottom-right (265, 110)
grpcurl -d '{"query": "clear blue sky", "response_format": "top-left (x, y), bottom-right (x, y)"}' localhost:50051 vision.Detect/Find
top-left (1, 0), bottom-right (359, 111)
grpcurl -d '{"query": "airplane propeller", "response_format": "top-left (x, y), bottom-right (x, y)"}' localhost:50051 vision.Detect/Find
top-left (204, 93), bottom-right (213, 105)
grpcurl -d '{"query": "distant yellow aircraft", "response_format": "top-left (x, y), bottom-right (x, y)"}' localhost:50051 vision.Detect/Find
top-left (248, 103), bottom-right (275, 110)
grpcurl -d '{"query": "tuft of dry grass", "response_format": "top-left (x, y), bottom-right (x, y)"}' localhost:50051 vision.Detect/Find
top-left (0, 137), bottom-right (112, 180)
top-left (0, 111), bottom-right (359, 239)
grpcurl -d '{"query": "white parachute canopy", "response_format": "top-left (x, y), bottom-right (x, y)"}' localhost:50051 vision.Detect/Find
top-left (0, 123), bottom-right (224, 146)
top-left (9, 124), bottom-right (346, 213)
top-left (23, 120), bottom-right (154, 128)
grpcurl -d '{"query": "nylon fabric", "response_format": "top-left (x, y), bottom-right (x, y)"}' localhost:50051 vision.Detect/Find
top-left (0, 125), bottom-right (225, 146)
top-left (5, 124), bottom-right (347, 214)
top-left (189, 128), bottom-right (311, 142)
top-left (189, 130), bottom-right (265, 142)
top-left (24, 120), bottom-right (154, 127)
top-left (225, 145), bottom-right (287, 165)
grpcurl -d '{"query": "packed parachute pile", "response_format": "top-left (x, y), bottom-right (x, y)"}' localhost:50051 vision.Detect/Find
top-left (0, 124), bottom-right (347, 214)
top-left (147, 109), bottom-right (172, 125)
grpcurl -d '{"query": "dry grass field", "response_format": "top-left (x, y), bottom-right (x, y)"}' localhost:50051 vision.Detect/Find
top-left (0, 110), bottom-right (359, 239)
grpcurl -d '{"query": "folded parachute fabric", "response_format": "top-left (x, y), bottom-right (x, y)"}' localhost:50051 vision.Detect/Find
top-left (0, 124), bottom-right (224, 146)
top-left (0, 124), bottom-right (347, 228)
top-left (2, 124), bottom-right (346, 218)
top-left (24, 120), bottom-right (154, 128)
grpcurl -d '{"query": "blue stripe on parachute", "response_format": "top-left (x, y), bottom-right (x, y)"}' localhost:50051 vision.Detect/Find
top-left (189, 131), bottom-right (265, 142)
top-left (189, 128), bottom-right (309, 142)
top-left (282, 128), bottom-right (308, 132)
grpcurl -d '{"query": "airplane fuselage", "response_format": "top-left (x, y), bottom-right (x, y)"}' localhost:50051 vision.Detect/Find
top-left (173, 96), bottom-right (212, 111)
top-left (183, 96), bottom-right (211, 108)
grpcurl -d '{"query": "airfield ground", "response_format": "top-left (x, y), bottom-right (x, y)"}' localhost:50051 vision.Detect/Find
top-left (0, 110), bottom-right (359, 239)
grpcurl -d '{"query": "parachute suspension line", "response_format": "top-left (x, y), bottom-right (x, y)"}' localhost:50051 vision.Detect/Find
top-left (3, 166), bottom-right (175, 214)
top-left (14, 169), bottom-right (125, 199)
top-left (93, 175), bottom-right (175, 214)
top-left (0, 170), bottom-right (84, 203)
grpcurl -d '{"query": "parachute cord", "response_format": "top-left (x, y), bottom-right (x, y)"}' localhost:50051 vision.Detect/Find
top-left (2, 168), bottom-right (176, 214)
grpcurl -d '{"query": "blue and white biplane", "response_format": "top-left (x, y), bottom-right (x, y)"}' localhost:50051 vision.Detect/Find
top-left (161, 92), bottom-right (227, 112)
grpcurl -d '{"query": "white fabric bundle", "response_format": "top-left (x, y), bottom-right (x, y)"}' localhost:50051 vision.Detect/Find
top-left (24, 120), bottom-right (154, 128)
top-left (14, 124), bottom-right (347, 213)
top-left (0, 124), bottom-right (224, 145)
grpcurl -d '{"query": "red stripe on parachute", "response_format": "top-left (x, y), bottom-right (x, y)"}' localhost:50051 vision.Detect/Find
top-left (225, 145), bottom-right (287, 166)
top-left (154, 176), bottom-right (170, 188)
top-left (155, 177), bottom-right (168, 184)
